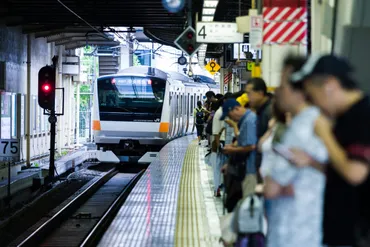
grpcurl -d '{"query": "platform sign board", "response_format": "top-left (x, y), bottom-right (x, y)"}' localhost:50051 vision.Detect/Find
top-left (196, 22), bottom-right (244, 43)
top-left (0, 139), bottom-right (20, 162)
top-left (205, 60), bottom-right (220, 75)
top-left (249, 15), bottom-right (263, 50)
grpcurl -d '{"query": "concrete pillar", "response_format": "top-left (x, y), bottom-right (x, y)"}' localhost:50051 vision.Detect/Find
top-left (310, 0), bottom-right (333, 53)
top-left (262, 44), bottom-right (306, 87)
top-left (76, 82), bottom-right (80, 145)
top-left (66, 76), bottom-right (72, 147)
top-left (56, 46), bottom-right (63, 153)
top-left (220, 68), bottom-right (225, 94)
top-left (120, 36), bottom-right (133, 69)
top-left (329, 0), bottom-right (370, 92)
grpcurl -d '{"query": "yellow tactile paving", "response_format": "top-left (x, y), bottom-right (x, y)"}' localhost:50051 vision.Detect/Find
top-left (175, 140), bottom-right (217, 247)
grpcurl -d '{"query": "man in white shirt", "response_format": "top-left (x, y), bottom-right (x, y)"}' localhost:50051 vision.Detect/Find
top-left (211, 99), bottom-right (226, 197)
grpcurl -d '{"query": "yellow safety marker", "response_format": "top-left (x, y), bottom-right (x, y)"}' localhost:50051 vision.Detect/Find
top-left (175, 141), bottom-right (210, 247)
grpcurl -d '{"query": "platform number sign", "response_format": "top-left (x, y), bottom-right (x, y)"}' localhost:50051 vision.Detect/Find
top-left (196, 22), bottom-right (244, 43)
top-left (198, 26), bottom-right (207, 40)
top-left (0, 139), bottom-right (20, 162)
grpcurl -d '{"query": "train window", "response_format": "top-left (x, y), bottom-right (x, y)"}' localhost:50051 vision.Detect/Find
top-left (97, 76), bottom-right (166, 122)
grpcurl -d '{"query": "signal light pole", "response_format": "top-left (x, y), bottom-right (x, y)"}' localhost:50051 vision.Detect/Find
top-left (38, 56), bottom-right (64, 183)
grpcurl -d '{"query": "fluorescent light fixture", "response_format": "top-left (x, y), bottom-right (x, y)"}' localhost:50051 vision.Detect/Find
top-left (204, 0), bottom-right (218, 8)
top-left (202, 16), bottom-right (213, 21)
top-left (202, 8), bottom-right (216, 15)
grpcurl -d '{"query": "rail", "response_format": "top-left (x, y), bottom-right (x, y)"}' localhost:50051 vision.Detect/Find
top-left (17, 167), bottom-right (118, 247)
top-left (80, 169), bottom-right (145, 247)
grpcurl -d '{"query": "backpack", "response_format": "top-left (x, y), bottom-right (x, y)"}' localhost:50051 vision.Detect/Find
top-left (233, 194), bottom-right (265, 234)
top-left (195, 108), bottom-right (204, 125)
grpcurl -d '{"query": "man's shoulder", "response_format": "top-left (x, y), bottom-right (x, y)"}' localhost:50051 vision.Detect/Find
top-left (246, 110), bottom-right (257, 121)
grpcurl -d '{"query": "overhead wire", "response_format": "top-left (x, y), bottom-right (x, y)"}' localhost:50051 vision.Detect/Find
top-left (56, 0), bottom-right (187, 58)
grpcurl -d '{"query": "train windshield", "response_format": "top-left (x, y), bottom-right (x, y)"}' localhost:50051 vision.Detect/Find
top-left (97, 76), bottom-right (166, 122)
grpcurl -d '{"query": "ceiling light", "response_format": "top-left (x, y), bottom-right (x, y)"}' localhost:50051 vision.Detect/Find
top-left (202, 16), bottom-right (213, 22)
top-left (202, 8), bottom-right (216, 15)
top-left (204, 0), bottom-right (218, 8)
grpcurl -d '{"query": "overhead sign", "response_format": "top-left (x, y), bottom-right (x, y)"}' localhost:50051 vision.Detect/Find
top-left (205, 60), bottom-right (220, 75)
top-left (0, 139), bottom-right (20, 162)
top-left (196, 22), bottom-right (244, 43)
top-left (249, 15), bottom-right (263, 50)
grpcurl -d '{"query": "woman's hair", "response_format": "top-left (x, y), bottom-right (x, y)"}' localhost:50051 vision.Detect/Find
top-left (272, 99), bottom-right (286, 124)
top-left (283, 54), bottom-right (307, 91)
top-left (211, 99), bottom-right (222, 111)
top-left (197, 100), bottom-right (202, 108)
top-left (215, 93), bottom-right (224, 100)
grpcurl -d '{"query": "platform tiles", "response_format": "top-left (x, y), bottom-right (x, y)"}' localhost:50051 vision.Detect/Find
top-left (97, 136), bottom-right (223, 247)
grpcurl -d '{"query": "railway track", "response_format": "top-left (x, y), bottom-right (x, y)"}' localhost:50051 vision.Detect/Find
top-left (15, 167), bottom-right (144, 247)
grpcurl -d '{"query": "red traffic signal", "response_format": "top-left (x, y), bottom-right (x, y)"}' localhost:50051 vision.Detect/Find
top-left (42, 84), bottom-right (51, 92)
top-left (38, 65), bottom-right (56, 110)
top-left (186, 32), bottom-right (193, 39)
top-left (174, 26), bottom-right (200, 57)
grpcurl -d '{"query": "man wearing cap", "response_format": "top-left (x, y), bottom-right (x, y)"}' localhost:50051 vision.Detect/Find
top-left (220, 98), bottom-right (257, 211)
top-left (289, 54), bottom-right (370, 247)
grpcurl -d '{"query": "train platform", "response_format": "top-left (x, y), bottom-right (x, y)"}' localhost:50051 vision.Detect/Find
top-left (98, 135), bottom-right (224, 247)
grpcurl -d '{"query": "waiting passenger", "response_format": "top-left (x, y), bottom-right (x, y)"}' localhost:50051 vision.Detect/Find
top-left (245, 78), bottom-right (273, 182)
top-left (289, 54), bottom-right (370, 247)
top-left (263, 55), bottom-right (328, 247)
top-left (220, 99), bottom-right (257, 212)
top-left (193, 100), bottom-right (206, 145)
top-left (205, 91), bottom-right (216, 149)
top-left (212, 97), bottom-right (227, 197)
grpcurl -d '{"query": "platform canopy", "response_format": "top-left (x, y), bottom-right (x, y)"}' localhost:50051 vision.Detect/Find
top-left (0, 0), bottom-right (203, 49)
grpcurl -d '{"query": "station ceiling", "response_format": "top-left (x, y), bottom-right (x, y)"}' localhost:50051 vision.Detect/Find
top-left (0, 0), bottom-right (251, 56)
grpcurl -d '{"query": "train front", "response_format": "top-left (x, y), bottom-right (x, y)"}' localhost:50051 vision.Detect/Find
top-left (92, 67), bottom-right (169, 155)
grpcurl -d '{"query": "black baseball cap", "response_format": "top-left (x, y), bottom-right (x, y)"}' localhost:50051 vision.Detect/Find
top-left (290, 54), bottom-right (354, 84)
top-left (220, 99), bottom-right (241, 120)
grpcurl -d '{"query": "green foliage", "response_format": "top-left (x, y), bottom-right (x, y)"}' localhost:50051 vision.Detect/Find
top-left (133, 54), bottom-right (141, 66)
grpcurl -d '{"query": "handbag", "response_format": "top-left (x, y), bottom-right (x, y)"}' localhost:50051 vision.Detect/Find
top-left (228, 152), bottom-right (249, 181)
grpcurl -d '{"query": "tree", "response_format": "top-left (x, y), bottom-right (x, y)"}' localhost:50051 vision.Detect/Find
top-left (133, 54), bottom-right (141, 66)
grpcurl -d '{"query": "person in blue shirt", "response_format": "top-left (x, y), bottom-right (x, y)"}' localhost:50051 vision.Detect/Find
top-left (220, 99), bottom-right (257, 212)
top-left (220, 99), bottom-right (257, 175)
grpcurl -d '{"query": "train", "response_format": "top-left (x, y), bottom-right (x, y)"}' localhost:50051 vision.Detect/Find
top-left (92, 66), bottom-right (220, 155)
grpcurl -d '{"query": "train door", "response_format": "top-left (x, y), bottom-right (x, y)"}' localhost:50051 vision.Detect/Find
top-left (172, 93), bottom-right (178, 137)
top-left (185, 93), bottom-right (190, 133)
top-left (182, 92), bottom-right (189, 135)
top-left (176, 93), bottom-right (181, 137)
top-left (168, 92), bottom-right (174, 138)
top-left (190, 93), bottom-right (196, 133)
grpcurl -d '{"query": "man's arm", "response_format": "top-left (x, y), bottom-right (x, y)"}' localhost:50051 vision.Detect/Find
top-left (222, 145), bottom-right (255, 154)
top-left (315, 115), bottom-right (369, 185)
top-left (291, 115), bottom-right (369, 185)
